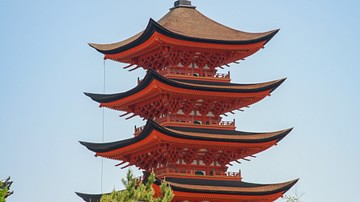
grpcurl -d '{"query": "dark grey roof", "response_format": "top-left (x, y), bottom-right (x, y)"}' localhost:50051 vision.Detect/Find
top-left (84, 70), bottom-right (286, 104)
top-left (89, 7), bottom-right (278, 55)
top-left (161, 177), bottom-right (299, 195)
top-left (80, 120), bottom-right (292, 153)
top-left (75, 192), bottom-right (102, 202)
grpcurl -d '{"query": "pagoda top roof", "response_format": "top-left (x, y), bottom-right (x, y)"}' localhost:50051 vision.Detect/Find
top-left (89, 6), bottom-right (278, 55)
top-left (80, 120), bottom-right (292, 153)
top-left (85, 70), bottom-right (285, 104)
top-left (161, 176), bottom-right (298, 196)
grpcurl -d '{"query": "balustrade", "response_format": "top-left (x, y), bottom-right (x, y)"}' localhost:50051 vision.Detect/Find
top-left (156, 114), bottom-right (235, 126)
top-left (134, 115), bottom-right (235, 135)
top-left (134, 125), bottom-right (145, 136)
top-left (157, 67), bottom-right (230, 80)
top-left (155, 167), bottom-right (241, 179)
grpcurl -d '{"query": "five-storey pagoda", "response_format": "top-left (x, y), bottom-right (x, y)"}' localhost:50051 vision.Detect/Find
top-left (77, 1), bottom-right (298, 201)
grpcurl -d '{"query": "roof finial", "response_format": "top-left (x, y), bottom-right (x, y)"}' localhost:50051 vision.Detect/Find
top-left (172, 0), bottom-right (196, 9)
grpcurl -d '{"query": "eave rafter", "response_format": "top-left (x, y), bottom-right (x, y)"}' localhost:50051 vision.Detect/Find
top-left (112, 43), bottom-right (263, 71)
top-left (110, 91), bottom-right (266, 120)
top-left (99, 142), bottom-right (272, 171)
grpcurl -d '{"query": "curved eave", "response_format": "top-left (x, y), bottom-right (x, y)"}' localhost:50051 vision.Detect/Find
top-left (75, 178), bottom-right (298, 201)
top-left (163, 178), bottom-right (298, 196)
top-left (75, 192), bottom-right (102, 202)
top-left (84, 70), bottom-right (285, 104)
top-left (167, 126), bottom-right (292, 144)
top-left (79, 120), bottom-right (292, 153)
top-left (89, 17), bottom-right (279, 55)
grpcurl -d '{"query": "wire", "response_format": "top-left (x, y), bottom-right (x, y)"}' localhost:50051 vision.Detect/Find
top-left (101, 59), bottom-right (106, 193)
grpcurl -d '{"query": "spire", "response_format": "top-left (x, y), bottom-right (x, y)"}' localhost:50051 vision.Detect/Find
top-left (172, 0), bottom-right (196, 9)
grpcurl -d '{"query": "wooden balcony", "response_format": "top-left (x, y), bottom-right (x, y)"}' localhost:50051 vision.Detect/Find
top-left (159, 67), bottom-right (230, 83)
top-left (134, 116), bottom-right (235, 135)
top-left (155, 167), bottom-right (242, 181)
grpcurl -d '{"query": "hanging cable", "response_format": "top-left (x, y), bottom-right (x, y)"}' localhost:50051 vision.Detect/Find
top-left (101, 59), bottom-right (106, 193)
top-left (102, 59), bottom-right (106, 142)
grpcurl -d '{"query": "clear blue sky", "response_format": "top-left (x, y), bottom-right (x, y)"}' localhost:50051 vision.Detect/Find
top-left (1, 0), bottom-right (360, 201)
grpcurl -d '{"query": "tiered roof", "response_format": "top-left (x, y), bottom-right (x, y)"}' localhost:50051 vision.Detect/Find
top-left (78, 1), bottom-right (297, 201)
top-left (80, 120), bottom-right (292, 170)
top-left (76, 176), bottom-right (298, 202)
top-left (154, 177), bottom-right (298, 202)
top-left (85, 70), bottom-right (286, 119)
top-left (89, 5), bottom-right (278, 70)
top-left (75, 192), bottom-right (102, 202)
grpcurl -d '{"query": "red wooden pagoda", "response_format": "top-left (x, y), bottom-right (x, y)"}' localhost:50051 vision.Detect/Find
top-left (77, 1), bottom-right (298, 201)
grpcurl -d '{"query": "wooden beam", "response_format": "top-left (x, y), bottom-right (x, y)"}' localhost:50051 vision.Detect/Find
top-left (120, 112), bottom-right (131, 117)
top-left (129, 65), bottom-right (140, 72)
top-left (123, 63), bottom-right (134, 69)
top-left (115, 161), bottom-right (127, 167)
top-left (125, 114), bottom-right (137, 120)
top-left (121, 163), bottom-right (130, 169)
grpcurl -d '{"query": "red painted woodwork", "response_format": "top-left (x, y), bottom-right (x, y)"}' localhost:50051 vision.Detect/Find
top-left (99, 81), bottom-right (272, 120)
top-left (95, 129), bottom-right (277, 173)
top-left (104, 32), bottom-right (267, 69)
top-left (82, 3), bottom-right (297, 201)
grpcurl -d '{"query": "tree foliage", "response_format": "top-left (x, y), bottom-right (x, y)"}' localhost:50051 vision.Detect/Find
top-left (284, 192), bottom-right (303, 202)
top-left (284, 195), bottom-right (300, 202)
top-left (0, 177), bottom-right (13, 202)
top-left (0, 181), bottom-right (6, 202)
top-left (100, 170), bottom-right (173, 202)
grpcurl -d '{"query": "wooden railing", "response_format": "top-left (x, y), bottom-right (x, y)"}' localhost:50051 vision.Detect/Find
top-left (134, 117), bottom-right (235, 135)
top-left (156, 115), bottom-right (235, 127)
top-left (155, 167), bottom-right (241, 179)
top-left (134, 125), bottom-right (145, 136)
top-left (158, 68), bottom-right (230, 79)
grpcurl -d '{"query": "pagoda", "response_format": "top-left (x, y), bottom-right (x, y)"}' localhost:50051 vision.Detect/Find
top-left (77, 1), bottom-right (298, 201)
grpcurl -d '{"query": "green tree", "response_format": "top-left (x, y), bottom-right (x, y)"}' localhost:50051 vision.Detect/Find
top-left (284, 195), bottom-right (300, 202)
top-left (0, 181), bottom-right (6, 202)
top-left (284, 191), bottom-right (303, 202)
top-left (100, 170), bottom-right (173, 202)
top-left (0, 177), bottom-right (13, 202)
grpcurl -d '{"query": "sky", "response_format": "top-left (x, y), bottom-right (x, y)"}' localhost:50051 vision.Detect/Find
top-left (1, 0), bottom-right (360, 201)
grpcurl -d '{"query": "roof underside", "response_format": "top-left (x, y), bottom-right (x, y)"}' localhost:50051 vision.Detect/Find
top-left (89, 7), bottom-right (279, 54)
top-left (163, 177), bottom-right (298, 195)
top-left (76, 177), bottom-right (298, 202)
top-left (80, 120), bottom-right (291, 153)
top-left (84, 70), bottom-right (285, 104)
top-left (75, 192), bottom-right (102, 202)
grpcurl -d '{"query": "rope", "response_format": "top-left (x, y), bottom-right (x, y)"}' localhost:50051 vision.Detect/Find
top-left (101, 59), bottom-right (106, 193)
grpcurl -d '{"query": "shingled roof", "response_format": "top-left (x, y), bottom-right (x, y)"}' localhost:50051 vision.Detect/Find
top-left (89, 6), bottom-right (278, 54)
top-left (79, 120), bottom-right (291, 153)
top-left (84, 70), bottom-right (285, 104)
